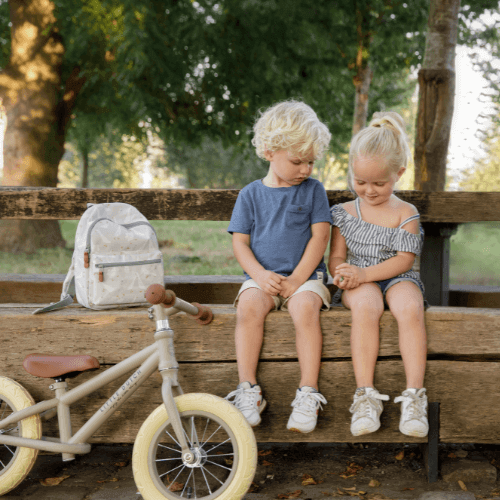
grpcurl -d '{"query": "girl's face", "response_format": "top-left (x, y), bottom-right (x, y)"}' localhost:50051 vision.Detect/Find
top-left (264, 149), bottom-right (314, 188)
top-left (352, 155), bottom-right (405, 206)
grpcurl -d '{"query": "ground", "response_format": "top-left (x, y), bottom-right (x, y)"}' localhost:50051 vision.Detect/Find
top-left (2, 442), bottom-right (499, 499)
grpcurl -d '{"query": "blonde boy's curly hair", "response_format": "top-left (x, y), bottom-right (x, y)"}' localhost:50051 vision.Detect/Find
top-left (347, 111), bottom-right (411, 190)
top-left (252, 100), bottom-right (331, 161)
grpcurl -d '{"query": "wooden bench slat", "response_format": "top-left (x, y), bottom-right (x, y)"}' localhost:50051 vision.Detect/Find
top-left (6, 360), bottom-right (498, 444)
top-left (2, 306), bottom-right (500, 362)
top-left (2, 188), bottom-right (500, 222)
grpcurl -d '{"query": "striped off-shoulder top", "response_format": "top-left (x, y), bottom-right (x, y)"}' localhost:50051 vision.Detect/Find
top-left (330, 197), bottom-right (424, 289)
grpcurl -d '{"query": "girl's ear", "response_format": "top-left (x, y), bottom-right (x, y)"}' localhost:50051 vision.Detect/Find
top-left (396, 166), bottom-right (406, 179)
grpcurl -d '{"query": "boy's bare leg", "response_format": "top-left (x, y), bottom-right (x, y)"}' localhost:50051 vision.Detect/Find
top-left (286, 291), bottom-right (323, 390)
top-left (235, 288), bottom-right (275, 385)
top-left (385, 282), bottom-right (427, 388)
top-left (343, 283), bottom-right (384, 388)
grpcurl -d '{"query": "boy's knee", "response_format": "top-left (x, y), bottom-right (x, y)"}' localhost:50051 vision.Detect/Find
top-left (237, 289), bottom-right (274, 320)
top-left (350, 297), bottom-right (384, 319)
top-left (390, 297), bottom-right (424, 321)
top-left (287, 292), bottom-right (322, 317)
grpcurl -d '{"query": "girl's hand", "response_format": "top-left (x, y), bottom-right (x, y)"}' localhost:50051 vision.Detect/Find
top-left (280, 275), bottom-right (301, 298)
top-left (254, 270), bottom-right (283, 296)
top-left (334, 264), bottom-right (366, 289)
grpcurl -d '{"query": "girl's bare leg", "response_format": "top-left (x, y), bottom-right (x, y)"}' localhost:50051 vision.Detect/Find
top-left (235, 288), bottom-right (275, 385)
top-left (286, 291), bottom-right (323, 389)
top-left (385, 281), bottom-right (427, 388)
top-left (343, 283), bottom-right (385, 387)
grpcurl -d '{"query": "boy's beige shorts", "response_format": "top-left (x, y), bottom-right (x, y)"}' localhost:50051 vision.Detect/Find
top-left (234, 273), bottom-right (331, 311)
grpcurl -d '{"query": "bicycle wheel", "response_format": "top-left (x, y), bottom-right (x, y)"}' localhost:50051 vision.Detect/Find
top-left (133, 393), bottom-right (257, 500)
top-left (0, 376), bottom-right (41, 495)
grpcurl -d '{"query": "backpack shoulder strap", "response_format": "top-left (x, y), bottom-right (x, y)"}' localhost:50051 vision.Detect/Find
top-left (32, 259), bottom-right (76, 315)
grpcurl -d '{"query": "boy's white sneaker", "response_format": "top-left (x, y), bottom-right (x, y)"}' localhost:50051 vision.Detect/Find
top-left (394, 388), bottom-right (429, 437)
top-left (225, 382), bottom-right (267, 427)
top-left (287, 386), bottom-right (327, 434)
top-left (350, 387), bottom-right (390, 436)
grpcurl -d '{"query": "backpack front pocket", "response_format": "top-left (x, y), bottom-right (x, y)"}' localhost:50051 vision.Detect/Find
top-left (89, 251), bottom-right (164, 307)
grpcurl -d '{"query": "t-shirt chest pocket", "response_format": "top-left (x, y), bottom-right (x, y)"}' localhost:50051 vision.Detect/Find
top-left (286, 204), bottom-right (311, 227)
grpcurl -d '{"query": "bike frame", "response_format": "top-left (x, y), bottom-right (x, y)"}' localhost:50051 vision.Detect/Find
top-left (0, 304), bottom-right (194, 463)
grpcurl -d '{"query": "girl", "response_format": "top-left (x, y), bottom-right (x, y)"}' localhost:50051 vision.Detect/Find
top-left (328, 112), bottom-right (428, 438)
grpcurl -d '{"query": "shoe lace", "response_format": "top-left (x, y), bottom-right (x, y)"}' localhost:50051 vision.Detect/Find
top-left (291, 391), bottom-right (327, 416)
top-left (394, 389), bottom-right (427, 419)
top-left (350, 391), bottom-right (389, 417)
top-left (225, 386), bottom-right (260, 412)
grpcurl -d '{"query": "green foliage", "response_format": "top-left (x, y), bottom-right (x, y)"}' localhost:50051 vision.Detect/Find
top-left (450, 222), bottom-right (500, 286)
top-left (59, 131), bottom-right (147, 188)
top-left (460, 133), bottom-right (500, 191)
top-left (163, 137), bottom-right (267, 188)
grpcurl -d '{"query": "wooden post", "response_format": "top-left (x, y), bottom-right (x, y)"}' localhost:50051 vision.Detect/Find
top-left (420, 223), bottom-right (457, 306)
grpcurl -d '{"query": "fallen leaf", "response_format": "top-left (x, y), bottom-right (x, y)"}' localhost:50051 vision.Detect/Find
top-left (337, 488), bottom-right (347, 496)
top-left (262, 459), bottom-right (273, 466)
top-left (369, 479), bottom-right (381, 488)
top-left (340, 461), bottom-right (364, 478)
top-left (258, 449), bottom-right (272, 456)
top-left (344, 487), bottom-right (357, 491)
top-left (170, 482), bottom-right (184, 492)
top-left (458, 480), bottom-right (467, 491)
top-left (248, 482), bottom-right (259, 493)
top-left (277, 490), bottom-right (302, 499)
top-left (302, 473), bottom-right (317, 486)
top-left (225, 458), bottom-right (233, 465)
top-left (96, 477), bottom-right (118, 484)
top-left (448, 452), bottom-right (457, 458)
top-left (395, 451), bottom-right (404, 461)
top-left (40, 475), bottom-right (70, 486)
top-left (114, 461), bottom-right (127, 467)
top-left (401, 487), bottom-right (414, 491)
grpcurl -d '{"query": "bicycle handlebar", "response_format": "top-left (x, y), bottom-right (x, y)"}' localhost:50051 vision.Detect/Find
top-left (145, 284), bottom-right (213, 325)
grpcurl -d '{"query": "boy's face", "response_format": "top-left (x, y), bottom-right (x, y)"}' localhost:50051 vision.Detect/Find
top-left (264, 150), bottom-right (315, 188)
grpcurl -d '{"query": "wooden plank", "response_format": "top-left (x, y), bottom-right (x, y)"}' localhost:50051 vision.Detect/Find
top-left (0, 274), bottom-right (246, 305)
top-left (1, 188), bottom-right (500, 222)
top-left (3, 360), bottom-right (499, 443)
top-left (5, 273), bottom-right (500, 309)
top-left (1, 306), bottom-right (500, 363)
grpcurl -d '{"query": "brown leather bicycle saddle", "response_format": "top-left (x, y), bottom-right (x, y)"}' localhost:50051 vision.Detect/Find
top-left (23, 354), bottom-right (100, 379)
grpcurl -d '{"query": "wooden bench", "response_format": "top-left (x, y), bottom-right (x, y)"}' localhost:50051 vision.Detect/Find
top-left (1, 187), bottom-right (500, 482)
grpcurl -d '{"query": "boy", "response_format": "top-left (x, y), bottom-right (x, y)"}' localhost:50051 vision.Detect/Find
top-left (225, 100), bottom-right (332, 433)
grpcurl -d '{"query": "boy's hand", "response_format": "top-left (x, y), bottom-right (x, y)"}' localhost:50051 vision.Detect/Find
top-left (254, 270), bottom-right (283, 296)
top-left (279, 275), bottom-right (302, 298)
top-left (334, 263), bottom-right (366, 289)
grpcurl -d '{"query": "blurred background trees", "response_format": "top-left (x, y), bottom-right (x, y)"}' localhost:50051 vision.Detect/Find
top-left (0, 0), bottom-right (499, 251)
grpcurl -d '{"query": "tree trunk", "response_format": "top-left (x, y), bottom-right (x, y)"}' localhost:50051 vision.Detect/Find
top-left (0, 0), bottom-right (84, 253)
top-left (352, 62), bottom-right (372, 137)
top-left (414, 0), bottom-right (460, 191)
top-left (81, 146), bottom-right (89, 188)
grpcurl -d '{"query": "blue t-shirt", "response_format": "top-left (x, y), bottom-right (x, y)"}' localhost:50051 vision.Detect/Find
top-left (228, 178), bottom-right (331, 282)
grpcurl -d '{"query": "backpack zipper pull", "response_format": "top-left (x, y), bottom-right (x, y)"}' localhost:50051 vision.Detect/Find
top-left (99, 270), bottom-right (104, 282)
top-left (84, 251), bottom-right (89, 268)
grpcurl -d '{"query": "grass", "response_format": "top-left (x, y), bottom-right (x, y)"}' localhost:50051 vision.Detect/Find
top-left (1, 220), bottom-right (499, 287)
top-left (449, 222), bottom-right (500, 287)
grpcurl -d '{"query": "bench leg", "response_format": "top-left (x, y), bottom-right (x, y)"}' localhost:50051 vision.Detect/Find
top-left (421, 402), bottom-right (440, 483)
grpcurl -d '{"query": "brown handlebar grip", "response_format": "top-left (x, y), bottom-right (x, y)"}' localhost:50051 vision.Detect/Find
top-left (191, 303), bottom-right (213, 325)
top-left (145, 284), bottom-right (176, 307)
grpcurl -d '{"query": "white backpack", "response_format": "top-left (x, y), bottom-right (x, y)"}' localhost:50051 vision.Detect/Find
top-left (34, 203), bottom-right (164, 314)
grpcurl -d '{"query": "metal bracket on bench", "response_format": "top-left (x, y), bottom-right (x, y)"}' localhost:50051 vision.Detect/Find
top-left (421, 402), bottom-right (440, 483)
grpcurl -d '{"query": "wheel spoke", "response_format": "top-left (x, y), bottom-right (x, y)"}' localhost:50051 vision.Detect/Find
top-left (158, 462), bottom-right (185, 479)
top-left (199, 464), bottom-right (213, 495)
top-left (200, 463), bottom-right (225, 486)
top-left (200, 425), bottom-right (223, 449)
top-left (205, 437), bottom-right (231, 454)
top-left (205, 460), bottom-right (233, 471)
top-left (181, 469), bottom-right (194, 497)
top-left (163, 429), bottom-right (182, 449)
top-left (205, 452), bottom-right (234, 458)
top-left (167, 465), bottom-right (187, 491)
top-left (158, 443), bottom-right (183, 454)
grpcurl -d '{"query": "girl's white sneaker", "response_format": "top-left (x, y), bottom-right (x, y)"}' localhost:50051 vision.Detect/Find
top-left (394, 388), bottom-right (429, 437)
top-left (350, 387), bottom-right (390, 436)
